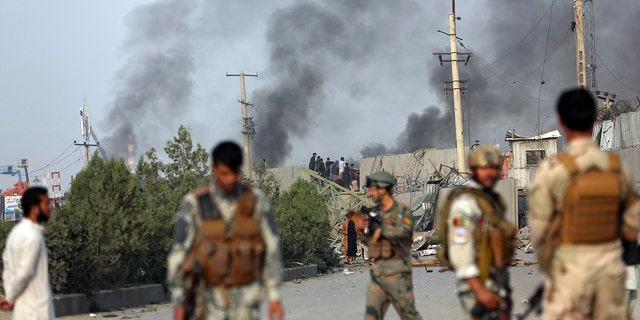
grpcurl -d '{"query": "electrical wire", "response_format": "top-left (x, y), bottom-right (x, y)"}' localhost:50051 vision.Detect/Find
top-left (596, 53), bottom-right (640, 95)
top-left (523, 26), bottom-right (571, 80)
top-left (31, 147), bottom-right (81, 174)
top-left (490, 0), bottom-right (562, 65)
top-left (31, 143), bottom-right (76, 174)
top-left (58, 155), bottom-right (85, 173)
top-left (537, 0), bottom-right (555, 135)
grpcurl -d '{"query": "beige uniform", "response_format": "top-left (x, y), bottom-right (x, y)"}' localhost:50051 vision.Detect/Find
top-left (528, 137), bottom-right (640, 319)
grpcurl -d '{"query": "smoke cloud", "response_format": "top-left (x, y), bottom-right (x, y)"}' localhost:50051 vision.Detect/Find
top-left (102, 0), bottom-right (196, 160)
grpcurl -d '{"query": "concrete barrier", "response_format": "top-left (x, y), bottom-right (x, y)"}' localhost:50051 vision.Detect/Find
top-left (282, 265), bottom-right (318, 282)
top-left (48, 265), bottom-right (318, 317)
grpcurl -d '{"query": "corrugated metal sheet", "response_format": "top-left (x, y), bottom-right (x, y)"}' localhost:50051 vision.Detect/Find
top-left (594, 111), bottom-right (640, 150)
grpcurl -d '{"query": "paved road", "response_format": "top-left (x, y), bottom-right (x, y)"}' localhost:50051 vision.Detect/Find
top-left (57, 251), bottom-right (640, 319)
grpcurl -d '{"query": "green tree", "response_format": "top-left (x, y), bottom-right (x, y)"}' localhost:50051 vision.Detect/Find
top-left (272, 179), bottom-right (338, 271)
top-left (163, 125), bottom-right (210, 204)
top-left (135, 148), bottom-right (174, 283)
top-left (47, 154), bottom-right (147, 293)
top-left (360, 142), bottom-right (398, 158)
top-left (241, 161), bottom-right (281, 200)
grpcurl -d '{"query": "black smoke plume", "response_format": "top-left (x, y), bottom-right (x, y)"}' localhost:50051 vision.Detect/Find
top-left (102, 0), bottom-right (195, 160)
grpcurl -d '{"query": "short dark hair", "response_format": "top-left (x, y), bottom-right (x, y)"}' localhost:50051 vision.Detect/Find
top-left (556, 88), bottom-right (596, 131)
top-left (211, 141), bottom-right (243, 171)
top-left (22, 187), bottom-right (48, 217)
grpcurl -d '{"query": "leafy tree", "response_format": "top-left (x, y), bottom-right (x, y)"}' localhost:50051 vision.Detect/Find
top-left (241, 161), bottom-right (281, 200)
top-left (272, 179), bottom-right (338, 271)
top-left (135, 148), bottom-right (174, 283)
top-left (47, 154), bottom-right (147, 293)
top-left (360, 142), bottom-right (396, 158)
top-left (163, 125), bottom-right (210, 204)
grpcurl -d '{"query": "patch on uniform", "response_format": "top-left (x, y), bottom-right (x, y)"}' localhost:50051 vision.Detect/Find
top-left (453, 227), bottom-right (469, 244)
top-left (453, 216), bottom-right (466, 227)
top-left (403, 216), bottom-right (412, 225)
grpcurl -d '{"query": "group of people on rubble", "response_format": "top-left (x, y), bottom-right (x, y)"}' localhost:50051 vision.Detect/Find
top-left (308, 153), bottom-right (360, 190)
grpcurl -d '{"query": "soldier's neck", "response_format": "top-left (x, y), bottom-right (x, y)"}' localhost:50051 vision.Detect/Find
top-left (380, 196), bottom-right (394, 212)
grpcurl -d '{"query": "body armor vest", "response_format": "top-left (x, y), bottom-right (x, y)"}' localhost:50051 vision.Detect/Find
top-left (194, 185), bottom-right (265, 287)
top-left (556, 152), bottom-right (623, 244)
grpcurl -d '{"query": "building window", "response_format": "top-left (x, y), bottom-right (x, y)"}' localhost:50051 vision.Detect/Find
top-left (526, 150), bottom-right (546, 166)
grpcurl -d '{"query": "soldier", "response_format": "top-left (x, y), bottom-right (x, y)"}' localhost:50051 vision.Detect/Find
top-left (354, 171), bottom-right (422, 320)
top-left (528, 88), bottom-right (640, 319)
top-left (438, 145), bottom-right (516, 319)
top-left (167, 141), bottom-right (285, 320)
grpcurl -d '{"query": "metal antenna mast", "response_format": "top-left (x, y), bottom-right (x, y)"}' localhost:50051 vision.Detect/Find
top-left (74, 99), bottom-right (99, 165)
top-left (227, 72), bottom-right (258, 179)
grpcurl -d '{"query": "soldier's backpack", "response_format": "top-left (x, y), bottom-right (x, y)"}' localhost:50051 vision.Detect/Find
top-left (436, 187), bottom-right (516, 279)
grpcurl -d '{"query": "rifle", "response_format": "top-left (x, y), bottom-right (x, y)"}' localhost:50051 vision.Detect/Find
top-left (489, 228), bottom-right (511, 320)
top-left (177, 238), bottom-right (213, 320)
top-left (517, 284), bottom-right (544, 320)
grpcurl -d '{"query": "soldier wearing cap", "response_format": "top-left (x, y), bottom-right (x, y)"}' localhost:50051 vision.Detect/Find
top-left (528, 88), bottom-right (640, 319)
top-left (354, 171), bottom-right (422, 320)
top-left (439, 145), bottom-right (515, 320)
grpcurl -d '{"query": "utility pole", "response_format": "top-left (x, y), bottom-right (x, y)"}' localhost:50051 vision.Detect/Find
top-left (74, 99), bottom-right (99, 165)
top-left (17, 159), bottom-right (29, 185)
top-left (572, 0), bottom-right (597, 93)
top-left (227, 72), bottom-right (258, 179)
top-left (433, 0), bottom-right (471, 173)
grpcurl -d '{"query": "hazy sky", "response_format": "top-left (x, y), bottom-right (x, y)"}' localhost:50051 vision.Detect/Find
top-left (1, 0), bottom-right (639, 192)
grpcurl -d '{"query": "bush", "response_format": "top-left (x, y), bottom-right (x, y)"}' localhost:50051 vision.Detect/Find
top-left (272, 179), bottom-right (338, 272)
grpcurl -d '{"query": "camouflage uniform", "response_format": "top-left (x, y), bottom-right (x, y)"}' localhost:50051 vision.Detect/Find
top-left (360, 201), bottom-right (422, 320)
top-left (167, 182), bottom-right (283, 320)
top-left (446, 181), bottom-right (512, 320)
top-left (529, 137), bottom-right (640, 319)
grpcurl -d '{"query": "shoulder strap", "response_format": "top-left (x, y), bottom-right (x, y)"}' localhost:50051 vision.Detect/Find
top-left (236, 185), bottom-right (256, 218)
top-left (608, 152), bottom-right (621, 173)
top-left (556, 152), bottom-right (579, 176)
top-left (194, 185), bottom-right (222, 220)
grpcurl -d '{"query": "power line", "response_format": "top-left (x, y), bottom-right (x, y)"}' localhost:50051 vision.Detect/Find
top-left (537, 0), bottom-right (556, 135)
top-left (490, 0), bottom-right (562, 65)
top-left (32, 146), bottom-right (81, 174)
top-left (595, 53), bottom-right (640, 95)
top-left (58, 155), bottom-right (85, 173)
top-left (31, 143), bottom-right (76, 173)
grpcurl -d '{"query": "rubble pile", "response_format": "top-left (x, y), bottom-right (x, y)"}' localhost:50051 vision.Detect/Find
top-left (516, 226), bottom-right (531, 249)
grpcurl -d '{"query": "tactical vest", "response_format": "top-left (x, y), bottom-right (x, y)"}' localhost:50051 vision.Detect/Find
top-left (193, 185), bottom-right (266, 287)
top-left (368, 203), bottom-right (413, 260)
top-left (437, 187), bottom-right (516, 280)
top-left (556, 152), bottom-right (624, 244)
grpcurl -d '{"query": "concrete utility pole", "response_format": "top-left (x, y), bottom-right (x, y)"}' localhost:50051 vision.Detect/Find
top-left (433, 0), bottom-right (470, 173)
top-left (227, 72), bottom-right (258, 179)
top-left (572, 0), bottom-right (597, 93)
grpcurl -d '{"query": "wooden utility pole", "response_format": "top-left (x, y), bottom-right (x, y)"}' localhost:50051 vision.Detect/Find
top-left (227, 72), bottom-right (258, 178)
top-left (433, 0), bottom-right (470, 173)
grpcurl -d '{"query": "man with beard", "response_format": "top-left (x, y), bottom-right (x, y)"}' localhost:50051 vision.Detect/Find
top-left (1, 186), bottom-right (55, 319)
top-left (355, 171), bottom-right (422, 320)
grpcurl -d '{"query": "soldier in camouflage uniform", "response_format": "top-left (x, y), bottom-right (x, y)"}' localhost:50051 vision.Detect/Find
top-left (442, 146), bottom-right (515, 320)
top-left (167, 141), bottom-right (284, 320)
top-left (529, 89), bottom-right (640, 319)
top-left (354, 171), bottom-right (422, 320)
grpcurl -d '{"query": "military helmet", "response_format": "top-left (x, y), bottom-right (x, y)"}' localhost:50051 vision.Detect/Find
top-left (467, 145), bottom-right (502, 168)
top-left (366, 171), bottom-right (396, 188)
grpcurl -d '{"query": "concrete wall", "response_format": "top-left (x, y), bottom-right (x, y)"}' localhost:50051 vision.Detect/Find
top-left (268, 165), bottom-right (310, 191)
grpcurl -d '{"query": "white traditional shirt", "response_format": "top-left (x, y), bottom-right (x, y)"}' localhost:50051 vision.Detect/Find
top-left (2, 219), bottom-right (55, 320)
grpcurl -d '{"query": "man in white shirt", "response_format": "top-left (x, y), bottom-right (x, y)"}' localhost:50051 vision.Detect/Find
top-left (1, 186), bottom-right (55, 319)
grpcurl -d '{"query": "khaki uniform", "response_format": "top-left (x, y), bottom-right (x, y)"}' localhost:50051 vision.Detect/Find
top-left (447, 181), bottom-right (513, 320)
top-left (528, 137), bottom-right (640, 319)
top-left (167, 183), bottom-right (283, 320)
top-left (360, 201), bottom-right (422, 320)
